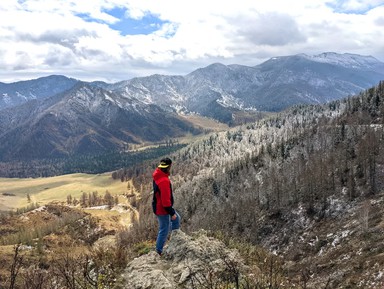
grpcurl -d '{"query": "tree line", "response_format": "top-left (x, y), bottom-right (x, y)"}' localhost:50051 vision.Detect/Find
top-left (66, 190), bottom-right (119, 209)
top-left (0, 143), bottom-right (186, 178)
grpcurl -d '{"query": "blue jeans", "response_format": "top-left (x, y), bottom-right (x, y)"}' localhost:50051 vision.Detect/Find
top-left (156, 211), bottom-right (180, 254)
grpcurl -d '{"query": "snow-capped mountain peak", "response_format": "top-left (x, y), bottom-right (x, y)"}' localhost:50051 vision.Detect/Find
top-left (305, 52), bottom-right (380, 69)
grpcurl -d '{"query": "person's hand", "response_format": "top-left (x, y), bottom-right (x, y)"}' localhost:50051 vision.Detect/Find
top-left (171, 214), bottom-right (177, 220)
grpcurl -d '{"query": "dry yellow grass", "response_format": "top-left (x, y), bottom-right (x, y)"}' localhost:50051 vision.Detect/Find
top-left (0, 173), bottom-right (128, 211)
top-left (83, 208), bottom-right (133, 230)
top-left (180, 114), bottom-right (229, 132)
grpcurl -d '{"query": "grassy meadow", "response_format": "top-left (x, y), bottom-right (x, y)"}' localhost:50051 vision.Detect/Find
top-left (0, 173), bottom-right (128, 211)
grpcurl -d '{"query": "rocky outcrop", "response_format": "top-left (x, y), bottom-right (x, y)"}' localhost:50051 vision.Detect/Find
top-left (121, 230), bottom-right (247, 289)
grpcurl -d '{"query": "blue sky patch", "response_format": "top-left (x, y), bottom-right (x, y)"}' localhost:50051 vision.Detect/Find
top-left (104, 7), bottom-right (169, 36)
top-left (325, 1), bottom-right (381, 14)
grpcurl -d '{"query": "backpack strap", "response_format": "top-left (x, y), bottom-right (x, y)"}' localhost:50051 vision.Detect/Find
top-left (152, 180), bottom-right (160, 214)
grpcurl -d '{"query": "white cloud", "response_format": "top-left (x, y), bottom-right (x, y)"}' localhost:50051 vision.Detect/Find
top-left (0, 0), bottom-right (383, 83)
top-left (230, 12), bottom-right (306, 46)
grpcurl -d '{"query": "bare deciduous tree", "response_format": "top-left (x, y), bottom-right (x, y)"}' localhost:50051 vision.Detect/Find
top-left (8, 244), bottom-right (23, 289)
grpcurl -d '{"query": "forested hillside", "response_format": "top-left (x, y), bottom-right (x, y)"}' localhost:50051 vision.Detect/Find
top-left (119, 81), bottom-right (384, 287)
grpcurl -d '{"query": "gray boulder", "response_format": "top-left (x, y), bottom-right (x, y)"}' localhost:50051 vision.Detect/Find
top-left (121, 230), bottom-right (247, 289)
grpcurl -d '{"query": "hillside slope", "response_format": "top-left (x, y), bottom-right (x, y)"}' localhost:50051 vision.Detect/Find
top-left (0, 83), bottom-right (201, 161)
top-left (122, 81), bottom-right (384, 288)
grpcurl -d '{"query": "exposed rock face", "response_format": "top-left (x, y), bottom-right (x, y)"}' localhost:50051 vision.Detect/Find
top-left (121, 230), bottom-right (246, 289)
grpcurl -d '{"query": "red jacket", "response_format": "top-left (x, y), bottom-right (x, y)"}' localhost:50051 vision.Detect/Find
top-left (152, 168), bottom-right (175, 216)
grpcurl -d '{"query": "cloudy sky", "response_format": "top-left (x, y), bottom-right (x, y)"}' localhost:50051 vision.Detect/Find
top-left (1, 0), bottom-right (384, 83)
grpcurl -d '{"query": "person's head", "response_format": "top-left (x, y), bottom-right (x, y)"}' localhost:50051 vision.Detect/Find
top-left (158, 157), bottom-right (172, 173)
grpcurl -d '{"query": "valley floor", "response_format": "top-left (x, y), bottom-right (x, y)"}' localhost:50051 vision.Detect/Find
top-left (0, 173), bottom-right (128, 211)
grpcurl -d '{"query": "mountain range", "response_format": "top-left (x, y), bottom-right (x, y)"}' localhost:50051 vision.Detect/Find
top-left (0, 52), bottom-right (383, 161)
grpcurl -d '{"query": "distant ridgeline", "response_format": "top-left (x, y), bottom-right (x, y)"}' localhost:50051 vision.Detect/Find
top-left (0, 144), bottom-right (186, 178)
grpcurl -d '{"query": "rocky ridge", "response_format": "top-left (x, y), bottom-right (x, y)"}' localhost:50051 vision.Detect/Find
top-left (121, 230), bottom-right (250, 289)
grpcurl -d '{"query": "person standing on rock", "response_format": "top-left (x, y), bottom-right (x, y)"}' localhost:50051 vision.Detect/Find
top-left (152, 157), bottom-right (180, 255)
